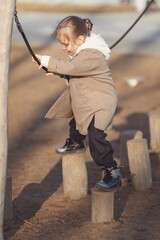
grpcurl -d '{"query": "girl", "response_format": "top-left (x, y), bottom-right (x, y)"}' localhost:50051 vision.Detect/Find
top-left (33, 16), bottom-right (121, 191)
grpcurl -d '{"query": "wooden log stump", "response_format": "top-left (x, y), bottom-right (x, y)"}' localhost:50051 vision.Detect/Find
top-left (127, 138), bottom-right (152, 191)
top-left (149, 114), bottom-right (160, 152)
top-left (120, 130), bottom-right (143, 167)
top-left (62, 152), bottom-right (88, 200)
top-left (91, 187), bottom-right (114, 223)
top-left (4, 176), bottom-right (12, 225)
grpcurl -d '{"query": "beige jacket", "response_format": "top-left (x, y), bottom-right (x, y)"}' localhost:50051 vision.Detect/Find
top-left (45, 47), bottom-right (117, 135)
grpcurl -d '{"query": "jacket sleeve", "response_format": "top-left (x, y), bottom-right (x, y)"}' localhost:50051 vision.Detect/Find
top-left (47, 49), bottom-right (104, 77)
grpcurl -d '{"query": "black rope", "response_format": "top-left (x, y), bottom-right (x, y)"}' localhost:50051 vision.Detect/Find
top-left (14, 9), bottom-right (48, 72)
top-left (110, 0), bottom-right (154, 49)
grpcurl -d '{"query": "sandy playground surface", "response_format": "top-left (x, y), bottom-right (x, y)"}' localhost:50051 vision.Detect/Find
top-left (4, 43), bottom-right (160, 239)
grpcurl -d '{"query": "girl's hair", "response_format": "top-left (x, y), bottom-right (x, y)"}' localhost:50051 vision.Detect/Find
top-left (54, 16), bottom-right (93, 40)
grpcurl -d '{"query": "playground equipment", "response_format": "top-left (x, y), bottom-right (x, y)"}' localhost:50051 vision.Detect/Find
top-left (0, 0), bottom-right (16, 238)
top-left (127, 138), bottom-right (152, 191)
top-left (0, 0), bottom-right (158, 234)
top-left (120, 130), bottom-right (143, 167)
top-left (62, 152), bottom-right (88, 200)
top-left (149, 114), bottom-right (160, 152)
top-left (91, 187), bottom-right (114, 223)
top-left (4, 176), bottom-right (12, 225)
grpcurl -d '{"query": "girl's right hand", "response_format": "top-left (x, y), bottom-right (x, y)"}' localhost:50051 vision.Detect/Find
top-left (32, 54), bottom-right (44, 70)
top-left (32, 54), bottom-right (54, 76)
top-left (46, 72), bottom-right (54, 76)
top-left (32, 54), bottom-right (42, 64)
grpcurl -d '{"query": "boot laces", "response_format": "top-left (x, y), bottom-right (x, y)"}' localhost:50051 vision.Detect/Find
top-left (65, 138), bottom-right (73, 147)
top-left (101, 168), bottom-right (112, 183)
top-left (111, 168), bottom-right (120, 178)
top-left (102, 167), bottom-right (120, 182)
top-left (65, 138), bottom-right (80, 149)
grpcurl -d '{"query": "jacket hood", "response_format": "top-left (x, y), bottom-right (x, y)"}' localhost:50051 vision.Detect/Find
top-left (75, 33), bottom-right (111, 61)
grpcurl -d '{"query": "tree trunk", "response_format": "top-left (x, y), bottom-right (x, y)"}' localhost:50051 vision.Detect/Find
top-left (0, 0), bottom-right (16, 238)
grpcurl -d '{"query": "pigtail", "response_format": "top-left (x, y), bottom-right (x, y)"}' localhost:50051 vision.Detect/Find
top-left (83, 18), bottom-right (93, 36)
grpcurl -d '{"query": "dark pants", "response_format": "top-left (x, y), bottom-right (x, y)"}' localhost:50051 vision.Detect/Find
top-left (69, 117), bottom-right (117, 169)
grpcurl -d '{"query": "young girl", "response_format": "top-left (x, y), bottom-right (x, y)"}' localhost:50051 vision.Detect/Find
top-left (33, 16), bottom-right (121, 191)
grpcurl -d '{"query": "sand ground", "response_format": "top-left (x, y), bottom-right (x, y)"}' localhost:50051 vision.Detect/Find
top-left (4, 43), bottom-right (160, 240)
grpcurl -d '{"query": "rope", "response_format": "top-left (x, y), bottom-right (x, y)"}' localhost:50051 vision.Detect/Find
top-left (14, 0), bottom-right (154, 72)
top-left (110, 0), bottom-right (154, 49)
top-left (14, 9), bottom-right (48, 72)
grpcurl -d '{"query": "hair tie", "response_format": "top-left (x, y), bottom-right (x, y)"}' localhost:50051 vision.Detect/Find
top-left (83, 18), bottom-right (93, 35)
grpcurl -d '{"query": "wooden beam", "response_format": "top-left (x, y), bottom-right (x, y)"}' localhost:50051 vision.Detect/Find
top-left (4, 176), bottom-right (12, 225)
top-left (0, 0), bottom-right (16, 238)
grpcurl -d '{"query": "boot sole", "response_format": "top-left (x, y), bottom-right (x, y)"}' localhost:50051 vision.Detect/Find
top-left (95, 183), bottom-right (122, 192)
top-left (56, 148), bottom-right (86, 155)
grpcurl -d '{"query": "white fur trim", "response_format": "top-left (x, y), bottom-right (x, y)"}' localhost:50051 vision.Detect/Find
top-left (41, 55), bottom-right (50, 68)
top-left (75, 33), bottom-right (111, 60)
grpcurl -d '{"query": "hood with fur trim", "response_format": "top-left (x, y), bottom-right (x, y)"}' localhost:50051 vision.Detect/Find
top-left (75, 33), bottom-right (111, 61)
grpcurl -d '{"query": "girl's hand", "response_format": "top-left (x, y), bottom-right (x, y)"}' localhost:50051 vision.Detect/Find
top-left (32, 54), bottom-right (54, 76)
top-left (32, 54), bottom-right (41, 63)
top-left (32, 54), bottom-right (44, 70)
top-left (46, 72), bottom-right (54, 76)
top-left (32, 54), bottom-right (42, 64)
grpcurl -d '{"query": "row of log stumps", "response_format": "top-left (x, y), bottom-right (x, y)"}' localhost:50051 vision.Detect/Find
top-left (62, 114), bottom-right (160, 223)
top-left (120, 114), bottom-right (160, 191)
top-left (62, 152), bottom-right (115, 223)
top-left (4, 115), bottom-right (160, 225)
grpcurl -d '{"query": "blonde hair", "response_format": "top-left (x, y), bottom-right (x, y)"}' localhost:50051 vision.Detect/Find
top-left (54, 16), bottom-right (93, 41)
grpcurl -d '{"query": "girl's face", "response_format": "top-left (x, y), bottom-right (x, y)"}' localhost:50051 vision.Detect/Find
top-left (57, 27), bottom-right (85, 56)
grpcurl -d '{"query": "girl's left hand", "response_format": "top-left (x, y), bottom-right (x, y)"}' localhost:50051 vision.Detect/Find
top-left (32, 54), bottom-right (54, 76)
top-left (32, 54), bottom-right (42, 63)
top-left (32, 54), bottom-right (43, 69)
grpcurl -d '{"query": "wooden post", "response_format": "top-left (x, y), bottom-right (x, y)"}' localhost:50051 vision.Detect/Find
top-left (127, 138), bottom-right (152, 191)
top-left (91, 187), bottom-right (114, 223)
top-left (4, 176), bottom-right (12, 225)
top-left (0, 0), bottom-right (16, 238)
top-left (149, 114), bottom-right (160, 152)
top-left (120, 130), bottom-right (143, 167)
top-left (62, 152), bottom-right (88, 200)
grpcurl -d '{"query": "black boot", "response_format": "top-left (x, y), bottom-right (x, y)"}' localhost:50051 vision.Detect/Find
top-left (96, 167), bottom-right (121, 191)
top-left (56, 138), bottom-right (86, 154)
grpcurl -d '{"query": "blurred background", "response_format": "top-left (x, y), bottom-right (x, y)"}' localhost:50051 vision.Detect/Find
top-left (13, 0), bottom-right (160, 54)
top-left (16, 0), bottom-right (160, 11)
